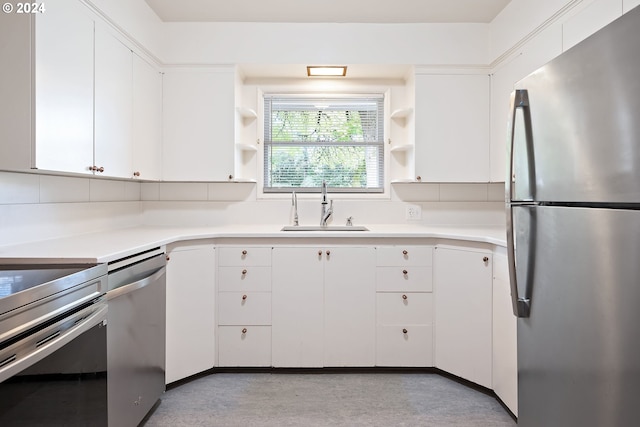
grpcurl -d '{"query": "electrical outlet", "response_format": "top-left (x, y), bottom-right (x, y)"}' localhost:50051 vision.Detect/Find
top-left (406, 204), bottom-right (422, 221)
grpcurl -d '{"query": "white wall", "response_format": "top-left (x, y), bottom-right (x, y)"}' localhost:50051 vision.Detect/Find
top-left (158, 22), bottom-right (490, 66)
top-left (0, 171), bottom-right (142, 246)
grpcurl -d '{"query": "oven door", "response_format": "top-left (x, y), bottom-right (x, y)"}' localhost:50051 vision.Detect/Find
top-left (0, 301), bottom-right (108, 426)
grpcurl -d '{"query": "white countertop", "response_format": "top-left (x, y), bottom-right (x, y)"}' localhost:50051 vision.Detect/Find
top-left (0, 224), bottom-right (507, 264)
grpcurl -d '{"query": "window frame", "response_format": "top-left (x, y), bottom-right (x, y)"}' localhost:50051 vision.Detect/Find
top-left (259, 91), bottom-right (390, 197)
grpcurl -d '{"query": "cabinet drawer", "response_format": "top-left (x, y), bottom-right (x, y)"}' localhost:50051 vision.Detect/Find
top-left (376, 325), bottom-right (433, 367)
top-left (218, 292), bottom-right (271, 325)
top-left (218, 266), bottom-right (271, 292)
top-left (376, 266), bottom-right (432, 292)
top-left (218, 325), bottom-right (271, 367)
top-left (377, 293), bottom-right (432, 325)
top-left (376, 246), bottom-right (433, 267)
top-left (218, 247), bottom-right (271, 266)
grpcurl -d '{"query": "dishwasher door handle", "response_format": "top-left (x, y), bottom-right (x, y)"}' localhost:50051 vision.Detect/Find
top-left (107, 266), bottom-right (166, 300)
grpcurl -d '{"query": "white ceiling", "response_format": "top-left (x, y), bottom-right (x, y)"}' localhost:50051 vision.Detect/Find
top-left (144, 0), bottom-right (511, 24)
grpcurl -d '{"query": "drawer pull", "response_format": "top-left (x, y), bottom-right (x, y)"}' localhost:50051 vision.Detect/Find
top-left (326, 250), bottom-right (331, 256)
top-left (402, 250), bottom-right (408, 255)
top-left (242, 294), bottom-right (247, 300)
top-left (242, 269), bottom-right (248, 275)
top-left (242, 250), bottom-right (247, 255)
top-left (402, 294), bottom-right (408, 300)
top-left (318, 250), bottom-right (323, 256)
top-left (483, 256), bottom-right (489, 262)
top-left (402, 328), bottom-right (408, 334)
top-left (402, 269), bottom-right (408, 275)
top-left (242, 328), bottom-right (247, 334)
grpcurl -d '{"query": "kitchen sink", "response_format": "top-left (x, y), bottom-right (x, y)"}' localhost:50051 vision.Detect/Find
top-left (281, 225), bottom-right (369, 231)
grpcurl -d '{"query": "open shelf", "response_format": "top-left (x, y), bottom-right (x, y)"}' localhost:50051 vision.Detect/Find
top-left (390, 144), bottom-right (413, 153)
top-left (236, 143), bottom-right (258, 152)
top-left (390, 107), bottom-right (413, 119)
top-left (237, 107), bottom-right (258, 119)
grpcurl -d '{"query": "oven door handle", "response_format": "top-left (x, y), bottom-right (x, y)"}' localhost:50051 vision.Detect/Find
top-left (106, 266), bottom-right (166, 300)
top-left (0, 303), bottom-right (108, 383)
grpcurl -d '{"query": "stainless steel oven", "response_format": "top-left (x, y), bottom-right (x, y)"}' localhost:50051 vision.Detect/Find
top-left (0, 263), bottom-right (108, 426)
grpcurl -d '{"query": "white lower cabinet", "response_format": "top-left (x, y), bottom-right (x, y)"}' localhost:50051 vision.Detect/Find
top-left (323, 247), bottom-right (376, 367)
top-left (434, 245), bottom-right (493, 388)
top-left (376, 294), bottom-right (434, 367)
top-left (272, 246), bottom-right (376, 368)
top-left (376, 246), bottom-right (434, 367)
top-left (217, 246), bottom-right (272, 367)
top-left (218, 326), bottom-right (271, 367)
top-left (492, 252), bottom-right (518, 415)
top-left (272, 247), bottom-right (324, 367)
top-left (165, 243), bottom-right (216, 384)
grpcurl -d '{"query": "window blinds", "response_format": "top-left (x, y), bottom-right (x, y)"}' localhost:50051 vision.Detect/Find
top-left (263, 95), bottom-right (384, 193)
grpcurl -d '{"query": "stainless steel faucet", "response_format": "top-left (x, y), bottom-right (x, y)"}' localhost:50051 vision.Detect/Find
top-left (292, 191), bottom-right (299, 226)
top-left (320, 181), bottom-right (333, 226)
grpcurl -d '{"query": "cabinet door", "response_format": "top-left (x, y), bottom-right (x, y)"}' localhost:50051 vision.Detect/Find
top-left (94, 27), bottom-right (133, 178)
top-left (132, 54), bottom-right (162, 180)
top-left (162, 69), bottom-right (235, 181)
top-left (33, 0), bottom-right (94, 174)
top-left (165, 245), bottom-right (215, 383)
top-left (434, 246), bottom-right (493, 388)
top-left (324, 247), bottom-right (376, 367)
top-left (414, 74), bottom-right (490, 182)
top-left (272, 247), bottom-right (324, 367)
top-left (492, 253), bottom-right (518, 415)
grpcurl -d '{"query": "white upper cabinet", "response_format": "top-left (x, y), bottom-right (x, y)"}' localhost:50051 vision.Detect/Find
top-left (625, 0), bottom-right (640, 12)
top-left (489, 24), bottom-right (562, 182)
top-left (132, 54), bottom-right (163, 181)
top-left (162, 68), bottom-right (236, 181)
top-left (94, 26), bottom-right (133, 178)
top-left (35, 0), bottom-right (95, 174)
top-left (562, 0), bottom-right (622, 51)
top-left (414, 73), bottom-right (490, 183)
top-left (0, 0), bottom-right (95, 174)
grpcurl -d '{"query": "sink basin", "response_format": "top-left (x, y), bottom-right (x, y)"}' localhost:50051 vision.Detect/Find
top-left (281, 225), bottom-right (369, 232)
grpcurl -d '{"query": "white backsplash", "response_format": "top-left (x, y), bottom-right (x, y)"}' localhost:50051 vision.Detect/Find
top-left (0, 170), bottom-right (505, 246)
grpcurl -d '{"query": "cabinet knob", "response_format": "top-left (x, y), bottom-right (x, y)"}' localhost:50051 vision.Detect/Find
top-left (228, 174), bottom-right (233, 180)
top-left (242, 250), bottom-right (247, 256)
top-left (242, 294), bottom-right (247, 300)
top-left (402, 269), bottom-right (408, 275)
top-left (416, 176), bottom-right (422, 182)
top-left (97, 166), bottom-right (104, 173)
top-left (242, 269), bottom-right (247, 275)
top-left (402, 250), bottom-right (408, 255)
top-left (326, 250), bottom-right (331, 256)
top-left (242, 328), bottom-right (247, 334)
top-left (166, 256), bottom-right (170, 261)
top-left (133, 171), bottom-right (140, 177)
top-left (402, 294), bottom-right (408, 300)
top-left (318, 250), bottom-right (323, 256)
top-left (402, 328), bottom-right (408, 334)
top-left (483, 256), bottom-right (489, 262)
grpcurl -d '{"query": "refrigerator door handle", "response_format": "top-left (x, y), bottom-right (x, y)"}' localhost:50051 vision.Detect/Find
top-left (507, 89), bottom-right (533, 318)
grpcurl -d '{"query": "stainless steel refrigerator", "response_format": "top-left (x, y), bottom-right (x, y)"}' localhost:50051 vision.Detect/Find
top-left (507, 6), bottom-right (640, 427)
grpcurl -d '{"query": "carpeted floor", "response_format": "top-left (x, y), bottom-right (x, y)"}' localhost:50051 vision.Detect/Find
top-left (143, 371), bottom-right (517, 426)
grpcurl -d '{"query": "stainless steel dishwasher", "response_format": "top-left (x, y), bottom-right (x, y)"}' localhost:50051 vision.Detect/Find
top-left (107, 248), bottom-right (166, 427)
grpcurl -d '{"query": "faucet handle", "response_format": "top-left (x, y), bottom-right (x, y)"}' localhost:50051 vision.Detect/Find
top-left (346, 216), bottom-right (353, 226)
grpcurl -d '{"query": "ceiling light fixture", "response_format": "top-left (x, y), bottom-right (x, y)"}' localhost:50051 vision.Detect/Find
top-left (307, 66), bottom-right (347, 77)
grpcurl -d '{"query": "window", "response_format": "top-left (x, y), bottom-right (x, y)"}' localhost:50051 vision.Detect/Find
top-left (263, 94), bottom-right (384, 193)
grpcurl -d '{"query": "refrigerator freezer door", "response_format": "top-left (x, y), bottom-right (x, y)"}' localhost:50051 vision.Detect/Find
top-left (515, 6), bottom-right (640, 204)
top-left (515, 205), bottom-right (640, 427)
